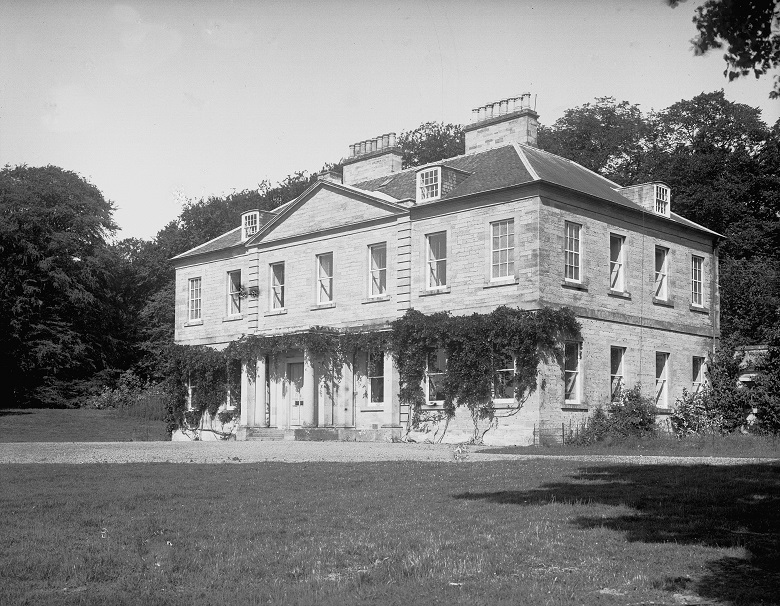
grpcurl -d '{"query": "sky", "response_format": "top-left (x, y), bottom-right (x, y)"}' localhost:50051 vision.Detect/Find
top-left (2, 0), bottom-right (779, 241)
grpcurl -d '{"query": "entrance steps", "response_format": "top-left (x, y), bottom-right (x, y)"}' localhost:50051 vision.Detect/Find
top-left (244, 427), bottom-right (288, 441)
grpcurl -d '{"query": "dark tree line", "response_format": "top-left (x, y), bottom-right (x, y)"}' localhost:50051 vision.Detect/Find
top-left (3, 91), bottom-right (780, 407)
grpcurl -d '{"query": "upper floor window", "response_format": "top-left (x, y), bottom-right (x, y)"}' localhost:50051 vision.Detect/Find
top-left (417, 167), bottom-right (441, 202)
top-left (271, 263), bottom-right (285, 309)
top-left (564, 341), bottom-right (581, 403)
top-left (368, 351), bottom-right (385, 404)
top-left (564, 222), bottom-right (581, 282)
top-left (691, 255), bottom-right (703, 307)
top-left (609, 234), bottom-right (625, 291)
top-left (426, 349), bottom-right (446, 405)
top-left (493, 351), bottom-right (516, 402)
top-left (227, 270), bottom-right (241, 316)
top-left (656, 352), bottom-right (669, 408)
top-left (654, 246), bottom-right (669, 300)
top-left (654, 184), bottom-right (670, 217)
top-left (317, 253), bottom-right (334, 304)
top-left (491, 219), bottom-right (515, 280)
top-left (692, 356), bottom-right (706, 393)
top-left (610, 346), bottom-right (625, 401)
top-left (188, 277), bottom-right (202, 321)
top-left (369, 243), bottom-right (387, 297)
top-left (427, 232), bottom-right (447, 289)
top-left (242, 211), bottom-right (259, 240)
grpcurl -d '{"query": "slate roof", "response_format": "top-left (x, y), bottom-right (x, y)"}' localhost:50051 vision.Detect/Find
top-left (173, 143), bottom-right (721, 261)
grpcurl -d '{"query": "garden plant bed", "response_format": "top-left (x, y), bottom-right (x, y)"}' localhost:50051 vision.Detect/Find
top-left (1, 459), bottom-right (778, 605)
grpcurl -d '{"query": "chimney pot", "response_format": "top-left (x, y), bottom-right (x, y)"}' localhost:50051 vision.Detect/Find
top-left (389, 132), bottom-right (396, 147)
top-left (499, 100), bottom-right (507, 115)
top-left (382, 133), bottom-right (390, 148)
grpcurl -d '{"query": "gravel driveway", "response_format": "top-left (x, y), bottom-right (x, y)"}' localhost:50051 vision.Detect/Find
top-left (0, 440), bottom-right (777, 465)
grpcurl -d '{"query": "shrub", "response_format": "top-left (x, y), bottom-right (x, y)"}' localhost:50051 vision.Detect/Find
top-left (669, 388), bottom-right (725, 437)
top-left (570, 385), bottom-right (656, 445)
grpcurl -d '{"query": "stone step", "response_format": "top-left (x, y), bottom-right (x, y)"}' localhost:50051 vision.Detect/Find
top-left (245, 428), bottom-right (287, 441)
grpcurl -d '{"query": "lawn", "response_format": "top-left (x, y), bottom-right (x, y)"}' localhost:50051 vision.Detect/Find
top-left (0, 408), bottom-right (168, 443)
top-left (482, 432), bottom-right (780, 459)
top-left (1, 460), bottom-right (778, 605)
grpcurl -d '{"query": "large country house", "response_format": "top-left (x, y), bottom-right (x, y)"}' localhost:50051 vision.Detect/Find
top-left (172, 95), bottom-right (721, 444)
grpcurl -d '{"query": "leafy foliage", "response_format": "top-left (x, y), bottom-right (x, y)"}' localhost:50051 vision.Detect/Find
top-left (570, 385), bottom-right (657, 445)
top-left (391, 307), bottom-right (580, 441)
top-left (670, 0), bottom-right (780, 98)
top-left (397, 122), bottom-right (465, 169)
top-left (0, 165), bottom-right (124, 407)
top-left (537, 97), bottom-right (650, 184)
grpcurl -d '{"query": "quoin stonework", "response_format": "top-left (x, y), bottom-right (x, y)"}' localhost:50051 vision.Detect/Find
top-left (172, 94), bottom-right (721, 445)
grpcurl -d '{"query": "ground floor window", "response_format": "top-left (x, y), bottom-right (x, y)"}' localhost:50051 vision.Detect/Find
top-left (227, 359), bottom-right (242, 409)
top-left (610, 346), bottom-right (625, 401)
top-left (493, 351), bottom-right (515, 401)
top-left (367, 351), bottom-right (384, 404)
top-left (655, 352), bottom-right (669, 408)
top-left (692, 356), bottom-right (705, 393)
top-left (426, 349), bottom-right (446, 405)
top-left (564, 342), bottom-right (581, 403)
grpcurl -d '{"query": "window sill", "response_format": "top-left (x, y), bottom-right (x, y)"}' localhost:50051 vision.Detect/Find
top-left (689, 305), bottom-right (709, 314)
top-left (362, 295), bottom-right (390, 304)
top-left (311, 301), bottom-right (336, 310)
top-left (652, 297), bottom-right (675, 308)
top-left (562, 403), bottom-right (588, 411)
top-left (264, 308), bottom-right (287, 317)
top-left (184, 319), bottom-right (203, 327)
top-left (492, 399), bottom-right (518, 408)
top-left (654, 407), bottom-right (672, 415)
top-left (223, 314), bottom-right (243, 322)
top-left (607, 289), bottom-right (631, 300)
top-left (360, 408), bottom-right (385, 413)
top-left (419, 286), bottom-right (451, 297)
top-left (484, 278), bottom-right (518, 289)
top-left (422, 402), bottom-right (445, 409)
top-left (561, 280), bottom-right (588, 292)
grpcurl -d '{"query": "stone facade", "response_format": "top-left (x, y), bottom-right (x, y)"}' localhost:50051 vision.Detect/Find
top-left (172, 101), bottom-right (721, 445)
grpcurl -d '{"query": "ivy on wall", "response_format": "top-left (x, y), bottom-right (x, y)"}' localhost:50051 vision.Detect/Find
top-left (164, 306), bottom-right (580, 441)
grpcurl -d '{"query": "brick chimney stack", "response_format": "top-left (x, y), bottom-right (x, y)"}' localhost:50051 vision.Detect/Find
top-left (463, 93), bottom-right (539, 154)
top-left (342, 132), bottom-right (403, 185)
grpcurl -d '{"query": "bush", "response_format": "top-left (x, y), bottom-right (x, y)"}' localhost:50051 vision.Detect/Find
top-left (570, 385), bottom-right (656, 445)
top-left (84, 371), bottom-right (166, 422)
top-left (669, 388), bottom-right (725, 437)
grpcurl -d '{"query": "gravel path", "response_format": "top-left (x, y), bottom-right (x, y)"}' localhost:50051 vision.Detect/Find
top-left (0, 440), bottom-right (777, 465)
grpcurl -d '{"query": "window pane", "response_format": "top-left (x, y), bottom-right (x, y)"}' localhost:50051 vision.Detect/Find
top-left (564, 222), bottom-right (581, 281)
top-left (428, 233), bottom-right (447, 288)
top-left (272, 263), bottom-right (285, 308)
top-left (610, 235), bottom-right (624, 291)
top-left (564, 342), bottom-right (580, 401)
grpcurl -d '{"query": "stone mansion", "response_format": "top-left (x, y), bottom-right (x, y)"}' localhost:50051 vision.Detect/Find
top-left (172, 95), bottom-right (721, 444)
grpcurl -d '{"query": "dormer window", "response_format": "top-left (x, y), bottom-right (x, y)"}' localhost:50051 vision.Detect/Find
top-left (242, 211), bottom-right (259, 240)
top-left (654, 185), bottom-right (670, 217)
top-left (417, 167), bottom-right (441, 202)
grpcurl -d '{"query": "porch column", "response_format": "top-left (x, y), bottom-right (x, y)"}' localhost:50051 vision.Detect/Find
top-left (239, 359), bottom-right (250, 426)
top-left (304, 350), bottom-right (317, 426)
top-left (256, 355), bottom-right (267, 427)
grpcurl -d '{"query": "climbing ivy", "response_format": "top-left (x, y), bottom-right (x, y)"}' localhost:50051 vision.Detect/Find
top-left (164, 306), bottom-right (579, 442)
top-left (390, 306), bottom-right (580, 439)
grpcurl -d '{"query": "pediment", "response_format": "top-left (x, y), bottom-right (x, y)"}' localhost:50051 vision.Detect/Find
top-left (255, 182), bottom-right (407, 242)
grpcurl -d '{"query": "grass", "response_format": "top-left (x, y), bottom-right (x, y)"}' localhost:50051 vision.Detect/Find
top-left (1, 460), bottom-right (778, 605)
top-left (484, 432), bottom-right (780, 458)
top-left (0, 408), bottom-right (168, 442)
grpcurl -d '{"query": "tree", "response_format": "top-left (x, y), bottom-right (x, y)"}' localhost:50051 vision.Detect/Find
top-left (538, 97), bottom-right (651, 184)
top-left (0, 165), bottom-right (122, 406)
top-left (397, 122), bottom-right (465, 169)
top-left (670, 0), bottom-right (780, 98)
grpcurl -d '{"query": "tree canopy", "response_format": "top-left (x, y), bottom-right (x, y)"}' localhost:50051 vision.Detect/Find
top-left (670, 0), bottom-right (780, 98)
top-left (0, 165), bottom-right (123, 406)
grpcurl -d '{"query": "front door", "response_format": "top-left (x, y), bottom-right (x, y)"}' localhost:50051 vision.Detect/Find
top-left (288, 362), bottom-right (304, 426)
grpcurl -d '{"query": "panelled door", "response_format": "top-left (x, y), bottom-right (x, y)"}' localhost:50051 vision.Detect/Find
top-left (288, 362), bottom-right (304, 426)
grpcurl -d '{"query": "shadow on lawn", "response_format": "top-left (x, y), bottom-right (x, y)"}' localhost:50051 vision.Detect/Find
top-left (455, 464), bottom-right (780, 605)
